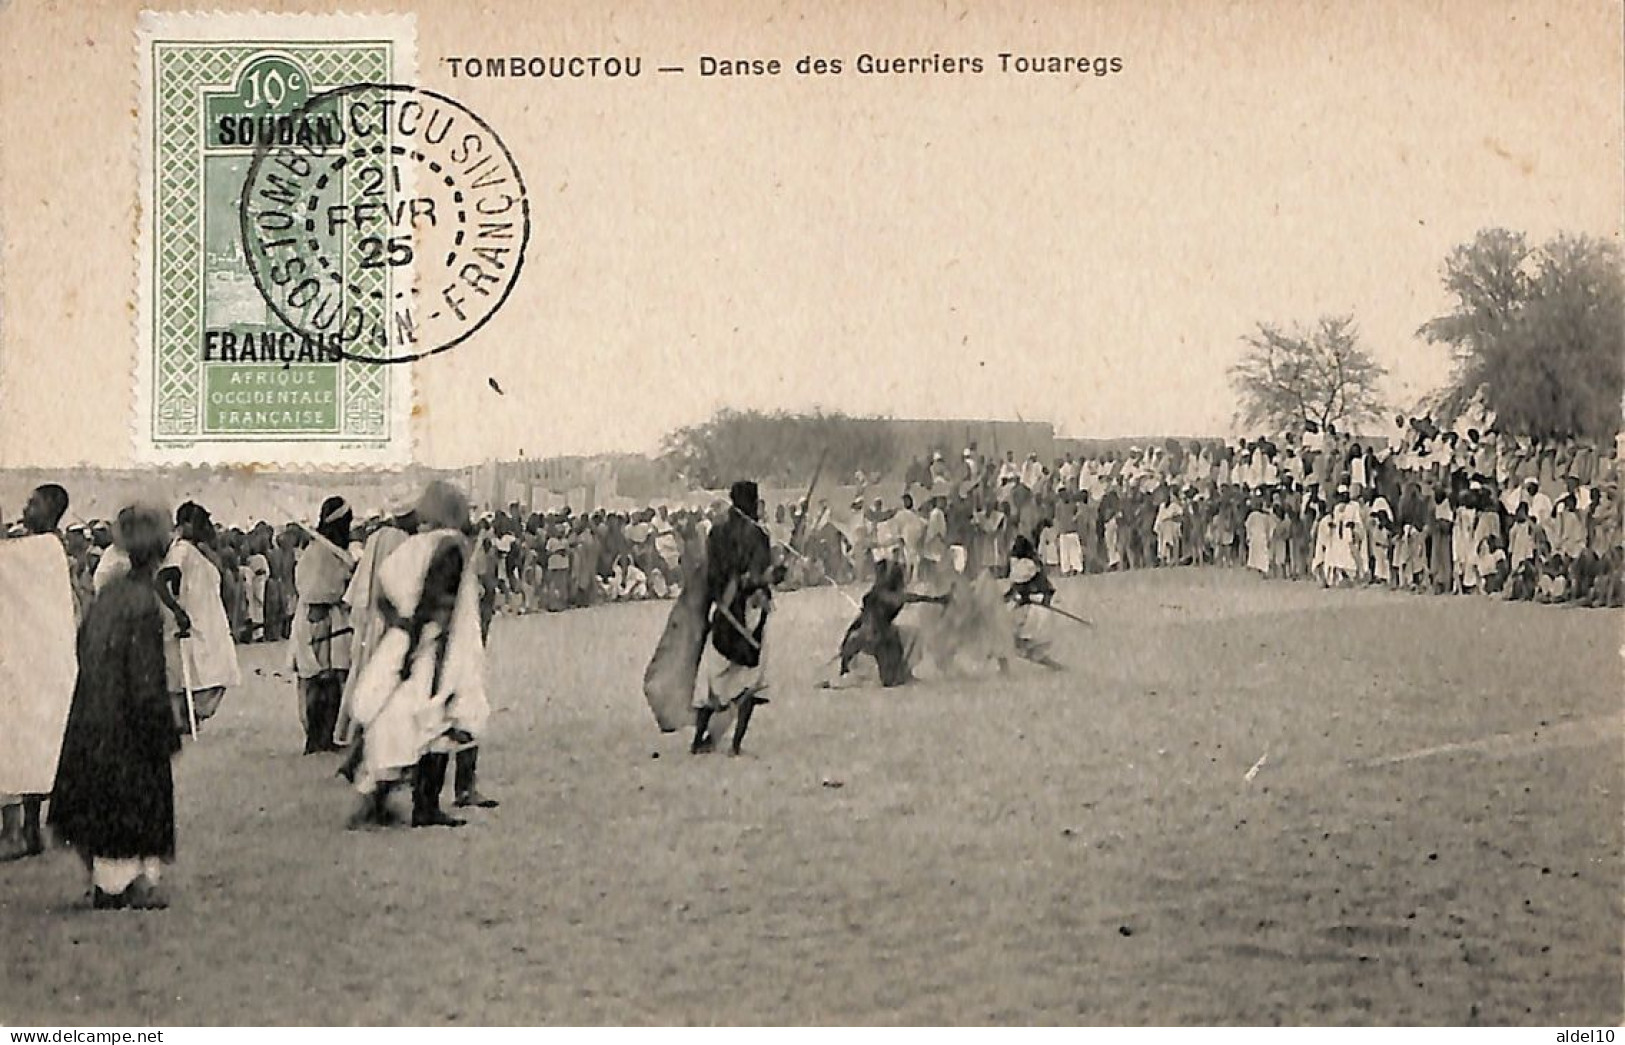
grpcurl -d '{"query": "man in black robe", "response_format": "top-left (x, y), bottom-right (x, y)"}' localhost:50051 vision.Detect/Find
top-left (691, 481), bottom-right (782, 755)
top-left (50, 504), bottom-right (181, 910)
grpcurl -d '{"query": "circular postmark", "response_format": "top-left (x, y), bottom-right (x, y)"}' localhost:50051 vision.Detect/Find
top-left (239, 83), bottom-right (530, 364)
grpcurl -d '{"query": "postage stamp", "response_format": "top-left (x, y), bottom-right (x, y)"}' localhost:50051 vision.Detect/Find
top-left (135, 12), bottom-right (420, 466)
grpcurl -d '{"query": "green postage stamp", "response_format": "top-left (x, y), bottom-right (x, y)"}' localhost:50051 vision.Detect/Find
top-left (136, 13), bottom-right (419, 466)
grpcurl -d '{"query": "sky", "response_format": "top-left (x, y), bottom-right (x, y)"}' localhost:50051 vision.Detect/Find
top-left (2, 0), bottom-right (1621, 468)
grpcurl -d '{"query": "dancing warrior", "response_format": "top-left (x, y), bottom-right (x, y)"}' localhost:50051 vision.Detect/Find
top-left (692, 481), bottom-right (782, 755)
top-left (1007, 534), bottom-right (1065, 670)
top-left (830, 558), bottom-right (947, 687)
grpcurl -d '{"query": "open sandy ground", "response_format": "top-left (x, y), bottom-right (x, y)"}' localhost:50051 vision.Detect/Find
top-left (2, 567), bottom-right (1620, 1025)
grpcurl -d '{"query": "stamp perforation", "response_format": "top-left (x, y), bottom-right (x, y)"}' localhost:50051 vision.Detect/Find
top-left (134, 12), bottom-right (419, 468)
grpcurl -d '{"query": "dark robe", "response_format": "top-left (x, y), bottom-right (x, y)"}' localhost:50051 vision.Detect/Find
top-left (264, 545), bottom-right (295, 640)
top-left (1288, 502), bottom-right (1313, 577)
top-left (706, 512), bottom-right (773, 667)
top-left (839, 579), bottom-right (913, 686)
top-left (50, 572), bottom-right (180, 860)
top-left (570, 529), bottom-right (600, 606)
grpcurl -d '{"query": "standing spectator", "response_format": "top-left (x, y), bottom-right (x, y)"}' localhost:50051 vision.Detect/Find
top-left (291, 497), bottom-right (356, 754)
top-left (155, 503), bottom-right (241, 735)
top-left (50, 504), bottom-right (183, 910)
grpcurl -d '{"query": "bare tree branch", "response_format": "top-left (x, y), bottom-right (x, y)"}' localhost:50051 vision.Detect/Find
top-left (1229, 315), bottom-right (1388, 433)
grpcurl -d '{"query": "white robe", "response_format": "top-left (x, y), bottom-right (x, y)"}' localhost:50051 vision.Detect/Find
top-left (0, 536), bottom-right (78, 795)
top-left (336, 526), bottom-right (409, 744)
top-left (1313, 516), bottom-right (1333, 576)
top-left (349, 531), bottom-right (490, 788)
top-left (1328, 504), bottom-right (1360, 574)
top-left (1245, 511), bottom-right (1273, 573)
top-left (93, 544), bottom-right (130, 594)
top-left (163, 539), bottom-right (241, 693)
top-left (290, 534), bottom-right (356, 679)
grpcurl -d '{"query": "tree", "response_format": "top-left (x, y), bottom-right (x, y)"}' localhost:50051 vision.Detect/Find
top-left (1419, 229), bottom-right (1623, 439)
top-left (658, 409), bottom-right (900, 490)
top-left (1229, 315), bottom-right (1388, 433)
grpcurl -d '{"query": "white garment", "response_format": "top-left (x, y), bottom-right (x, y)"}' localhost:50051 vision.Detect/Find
top-left (654, 523), bottom-right (681, 566)
top-left (696, 589), bottom-right (772, 711)
top-left (1011, 602), bottom-right (1051, 649)
top-left (350, 531), bottom-right (491, 790)
top-left (618, 564), bottom-right (648, 599)
top-left (892, 508), bottom-right (925, 560)
top-left (1313, 516), bottom-right (1333, 576)
top-left (697, 643), bottom-right (768, 710)
top-left (1245, 512), bottom-right (1273, 573)
top-left (1059, 533), bottom-right (1083, 574)
top-left (290, 533), bottom-right (355, 679)
top-left (93, 544), bottom-right (130, 593)
top-left (92, 856), bottom-right (163, 894)
top-left (162, 540), bottom-right (241, 692)
top-left (337, 526), bottom-right (410, 745)
top-left (0, 535), bottom-right (78, 795)
top-left (1328, 504), bottom-right (1360, 573)
top-left (1009, 557), bottom-right (1040, 584)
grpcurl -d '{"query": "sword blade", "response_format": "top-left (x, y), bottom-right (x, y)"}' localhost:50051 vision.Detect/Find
top-left (1035, 601), bottom-right (1094, 627)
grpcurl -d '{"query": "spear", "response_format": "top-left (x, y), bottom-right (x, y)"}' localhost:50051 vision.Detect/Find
top-left (1032, 600), bottom-right (1094, 627)
top-left (731, 447), bottom-right (862, 611)
top-left (787, 447), bottom-right (830, 554)
top-left (725, 446), bottom-right (860, 627)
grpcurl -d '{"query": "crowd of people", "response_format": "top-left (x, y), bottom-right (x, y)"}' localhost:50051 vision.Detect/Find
top-left (821, 416), bottom-right (1625, 608)
top-left (34, 414), bottom-right (1615, 661)
top-left (3, 412), bottom-right (1621, 909)
top-left (0, 481), bottom-right (501, 910)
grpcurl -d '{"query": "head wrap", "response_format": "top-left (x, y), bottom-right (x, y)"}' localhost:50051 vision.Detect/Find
top-left (415, 481), bottom-right (470, 532)
top-left (321, 496), bottom-right (352, 526)
top-left (729, 480), bottom-right (759, 514)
